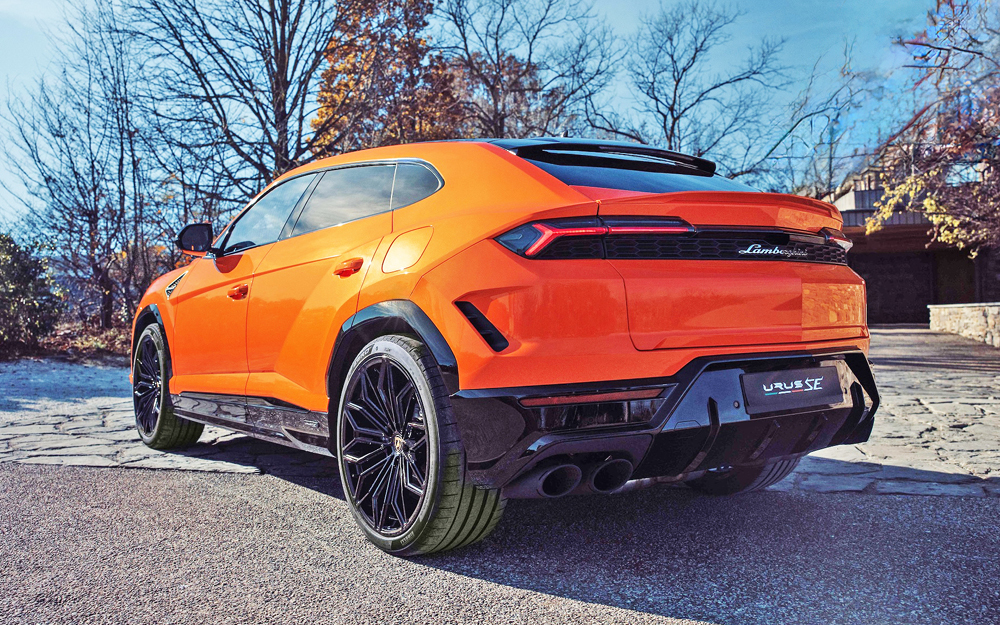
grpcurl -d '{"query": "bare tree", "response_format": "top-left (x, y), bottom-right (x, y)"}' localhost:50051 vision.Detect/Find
top-left (867, 0), bottom-right (1000, 251)
top-left (4, 1), bottom-right (162, 327)
top-left (751, 48), bottom-right (870, 193)
top-left (312, 0), bottom-right (467, 152)
top-left (439, 0), bottom-right (618, 138)
top-left (587, 0), bottom-right (785, 176)
top-left (126, 0), bottom-right (368, 202)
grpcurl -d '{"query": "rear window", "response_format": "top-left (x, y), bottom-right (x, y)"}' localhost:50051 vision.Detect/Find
top-left (521, 151), bottom-right (758, 194)
top-left (391, 162), bottom-right (442, 209)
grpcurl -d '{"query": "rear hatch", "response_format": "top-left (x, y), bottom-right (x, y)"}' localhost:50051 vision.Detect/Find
top-left (597, 191), bottom-right (866, 350)
top-left (500, 139), bottom-right (867, 352)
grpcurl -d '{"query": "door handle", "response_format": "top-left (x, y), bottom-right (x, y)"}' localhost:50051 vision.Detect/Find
top-left (334, 257), bottom-right (364, 278)
top-left (227, 284), bottom-right (249, 300)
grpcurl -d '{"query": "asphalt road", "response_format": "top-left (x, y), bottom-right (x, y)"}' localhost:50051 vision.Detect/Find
top-left (2, 463), bottom-right (998, 625)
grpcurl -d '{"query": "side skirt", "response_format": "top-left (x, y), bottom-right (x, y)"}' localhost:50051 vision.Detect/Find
top-left (170, 392), bottom-right (333, 457)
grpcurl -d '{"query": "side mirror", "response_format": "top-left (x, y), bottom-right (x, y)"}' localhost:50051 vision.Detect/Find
top-left (176, 223), bottom-right (215, 257)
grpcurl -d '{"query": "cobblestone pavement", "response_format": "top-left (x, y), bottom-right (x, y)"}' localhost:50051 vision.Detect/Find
top-left (1, 326), bottom-right (998, 496)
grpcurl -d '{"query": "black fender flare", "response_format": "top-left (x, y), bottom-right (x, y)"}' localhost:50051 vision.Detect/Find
top-left (132, 304), bottom-right (167, 361)
top-left (328, 300), bottom-right (460, 400)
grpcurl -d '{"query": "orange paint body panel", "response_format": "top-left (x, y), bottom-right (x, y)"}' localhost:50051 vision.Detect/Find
top-left (133, 139), bottom-right (870, 411)
top-left (168, 245), bottom-right (272, 397)
top-left (595, 190), bottom-right (843, 230)
top-left (411, 238), bottom-right (867, 390)
top-left (244, 213), bottom-right (392, 411)
top-left (610, 260), bottom-right (866, 351)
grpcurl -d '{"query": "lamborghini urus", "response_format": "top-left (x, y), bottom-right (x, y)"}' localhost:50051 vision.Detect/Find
top-left (130, 138), bottom-right (879, 555)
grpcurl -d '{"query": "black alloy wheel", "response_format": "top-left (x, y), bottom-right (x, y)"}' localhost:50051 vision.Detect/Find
top-left (336, 335), bottom-right (506, 556)
top-left (133, 334), bottom-right (163, 436)
top-left (340, 354), bottom-right (429, 536)
top-left (132, 324), bottom-right (204, 450)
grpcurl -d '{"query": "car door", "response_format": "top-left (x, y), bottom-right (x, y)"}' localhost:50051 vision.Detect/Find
top-left (168, 174), bottom-right (316, 412)
top-left (245, 163), bottom-right (397, 429)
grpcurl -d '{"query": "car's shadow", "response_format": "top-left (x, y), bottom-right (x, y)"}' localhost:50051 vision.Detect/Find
top-left (167, 436), bottom-right (999, 624)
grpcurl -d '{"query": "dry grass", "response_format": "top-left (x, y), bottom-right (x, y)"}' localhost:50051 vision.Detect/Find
top-left (2, 321), bottom-right (131, 366)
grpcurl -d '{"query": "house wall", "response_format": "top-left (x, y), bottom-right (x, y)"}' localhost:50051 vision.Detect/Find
top-left (849, 253), bottom-right (934, 323)
top-left (979, 248), bottom-right (1000, 302)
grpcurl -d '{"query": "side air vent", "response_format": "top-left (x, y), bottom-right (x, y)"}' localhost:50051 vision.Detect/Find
top-left (455, 301), bottom-right (509, 352)
top-left (165, 271), bottom-right (188, 299)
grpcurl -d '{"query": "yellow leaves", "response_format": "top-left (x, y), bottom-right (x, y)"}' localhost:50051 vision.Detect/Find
top-left (312, 0), bottom-right (465, 154)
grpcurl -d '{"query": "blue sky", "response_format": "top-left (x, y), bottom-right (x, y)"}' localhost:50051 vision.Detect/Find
top-left (0, 0), bottom-right (932, 221)
top-left (595, 0), bottom-right (929, 72)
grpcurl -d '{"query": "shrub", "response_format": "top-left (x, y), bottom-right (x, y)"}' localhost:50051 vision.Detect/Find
top-left (0, 233), bottom-right (63, 351)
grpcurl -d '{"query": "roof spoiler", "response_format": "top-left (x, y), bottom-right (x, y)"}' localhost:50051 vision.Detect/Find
top-left (492, 138), bottom-right (717, 176)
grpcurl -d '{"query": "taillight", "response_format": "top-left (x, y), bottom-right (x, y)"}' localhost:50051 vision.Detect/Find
top-left (821, 228), bottom-right (853, 252)
top-left (524, 223), bottom-right (607, 256)
top-left (495, 216), bottom-right (694, 259)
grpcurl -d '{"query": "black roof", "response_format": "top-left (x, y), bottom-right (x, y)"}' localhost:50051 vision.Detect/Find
top-left (486, 137), bottom-right (717, 176)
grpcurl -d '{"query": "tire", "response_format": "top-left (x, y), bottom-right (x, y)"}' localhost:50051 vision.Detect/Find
top-left (335, 335), bottom-right (506, 556)
top-left (685, 458), bottom-right (800, 495)
top-left (132, 324), bottom-right (204, 450)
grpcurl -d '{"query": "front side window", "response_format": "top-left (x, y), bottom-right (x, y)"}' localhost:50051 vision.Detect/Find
top-left (223, 174), bottom-right (315, 254)
top-left (291, 164), bottom-right (395, 236)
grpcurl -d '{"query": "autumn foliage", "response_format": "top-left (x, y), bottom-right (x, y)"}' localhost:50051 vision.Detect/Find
top-left (312, 0), bottom-right (466, 153)
top-left (872, 0), bottom-right (1000, 252)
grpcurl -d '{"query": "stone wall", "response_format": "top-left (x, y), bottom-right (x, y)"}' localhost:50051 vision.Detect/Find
top-left (928, 302), bottom-right (1000, 348)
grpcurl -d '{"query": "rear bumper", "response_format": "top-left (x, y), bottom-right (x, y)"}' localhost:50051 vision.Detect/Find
top-left (453, 348), bottom-right (879, 492)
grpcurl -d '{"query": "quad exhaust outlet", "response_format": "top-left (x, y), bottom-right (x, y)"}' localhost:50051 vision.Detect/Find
top-left (504, 459), bottom-right (635, 499)
top-left (504, 464), bottom-right (582, 499)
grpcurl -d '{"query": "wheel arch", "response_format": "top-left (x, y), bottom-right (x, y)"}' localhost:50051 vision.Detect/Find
top-left (327, 300), bottom-right (460, 406)
top-left (132, 304), bottom-right (167, 361)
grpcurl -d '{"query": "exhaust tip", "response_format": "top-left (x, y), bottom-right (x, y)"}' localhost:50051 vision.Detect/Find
top-left (590, 459), bottom-right (634, 494)
top-left (539, 464), bottom-right (583, 498)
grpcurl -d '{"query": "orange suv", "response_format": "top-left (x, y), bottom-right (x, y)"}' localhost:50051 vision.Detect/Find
top-left (130, 138), bottom-right (879, 555)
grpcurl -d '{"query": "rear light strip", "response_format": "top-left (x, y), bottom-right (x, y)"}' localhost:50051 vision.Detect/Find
top-left (821, 227), bottom-right (854, 251)
top-left (496, 216), bottom-right (850, 264)
top-left (524, 224), bottom-right (608, 256)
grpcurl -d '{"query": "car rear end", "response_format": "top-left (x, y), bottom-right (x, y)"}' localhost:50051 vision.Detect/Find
top-left (409, 139), bottom-right (878, 497)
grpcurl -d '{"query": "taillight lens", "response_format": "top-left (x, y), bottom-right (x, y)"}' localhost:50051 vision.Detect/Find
top-left (821, 228), bottom-right (853, 251)
top-left (496, 216), bottom-right (694, 258)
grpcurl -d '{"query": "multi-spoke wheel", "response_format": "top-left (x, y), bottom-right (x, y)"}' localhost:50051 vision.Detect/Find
top-left (133, 334), bottom-right (163, 437)
top-left (132, 324), bottom-right (203, 450)
top-left (336, 335), bottom-right (506, 556)
top-left (340, 353), bottom-right (428, 535)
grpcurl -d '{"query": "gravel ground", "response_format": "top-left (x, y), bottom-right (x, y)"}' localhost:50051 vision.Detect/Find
top-left (1, 463), bottom-right (998, 625)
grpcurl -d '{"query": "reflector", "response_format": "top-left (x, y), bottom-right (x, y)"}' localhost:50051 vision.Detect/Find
top-left (521, 387), bottom-right (664, 407)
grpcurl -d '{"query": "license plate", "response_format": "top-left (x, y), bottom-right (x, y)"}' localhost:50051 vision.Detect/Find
top-left (741, 366), bottom-right (844, 415)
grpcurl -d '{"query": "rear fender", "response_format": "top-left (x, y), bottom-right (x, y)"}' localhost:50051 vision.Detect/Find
top-left (327, 300), bottom-right (460, 402)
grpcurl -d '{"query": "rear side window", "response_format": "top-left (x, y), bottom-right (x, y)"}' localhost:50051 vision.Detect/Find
top-left (223, 174), bottom-right (315, 254)
top-left (522, 151), bottom-right (758, 194)
top-left (291, 164), bottom-right (395, 236)
top-left (391, 162), bottom-right (442, 209)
